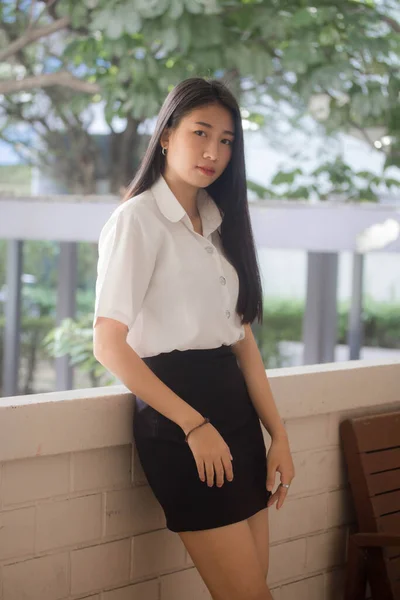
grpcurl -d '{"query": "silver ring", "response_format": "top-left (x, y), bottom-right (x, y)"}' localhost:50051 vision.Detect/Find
top-left (280, 483), bottom-right (290, 489)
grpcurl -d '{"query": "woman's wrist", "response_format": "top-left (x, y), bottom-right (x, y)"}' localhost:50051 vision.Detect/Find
top-left (179, 411), bottom-right (206, 436)
top-left (267, 423), bottom-right (288, 441)
top-left (185, 417), bottom-right (210, 443)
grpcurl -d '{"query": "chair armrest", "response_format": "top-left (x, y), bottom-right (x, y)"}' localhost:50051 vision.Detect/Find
top-left (353, 533), bottom-right (400, 548)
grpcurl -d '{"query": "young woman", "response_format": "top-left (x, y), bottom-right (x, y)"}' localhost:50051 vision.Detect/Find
top-left (93, 77), bottom-right (295, 600)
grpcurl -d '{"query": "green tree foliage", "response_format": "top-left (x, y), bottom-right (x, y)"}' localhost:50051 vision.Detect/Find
top-left (1, 0), bottom-right (399, 194)
top-left (249, 156), bottom-right (400, 201)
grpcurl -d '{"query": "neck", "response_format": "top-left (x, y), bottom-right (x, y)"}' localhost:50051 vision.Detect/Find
top-left (162, 168), bottom-right (200, 218)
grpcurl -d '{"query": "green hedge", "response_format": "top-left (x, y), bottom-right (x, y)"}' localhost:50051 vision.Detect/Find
top-left (0, 298), bottom-right (399, 393)
top-left (263, 297), bottom-right (400, 348)
top-left (1, 298), bottom-right (399, 353)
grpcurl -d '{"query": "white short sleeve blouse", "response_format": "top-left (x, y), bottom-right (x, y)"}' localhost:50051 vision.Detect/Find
top-left (93, 174), bottom-right (245, 357)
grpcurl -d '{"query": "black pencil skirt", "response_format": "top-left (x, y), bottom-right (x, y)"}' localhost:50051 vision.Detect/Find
top-left (133, 344), bottom-right (271, 533)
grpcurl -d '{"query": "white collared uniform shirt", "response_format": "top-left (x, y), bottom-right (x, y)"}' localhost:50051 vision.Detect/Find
top-left (93, 174), bottom-right (245, 357)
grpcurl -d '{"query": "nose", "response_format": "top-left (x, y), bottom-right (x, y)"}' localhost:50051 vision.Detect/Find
top-left (203, 141), bottom-right (219, 162)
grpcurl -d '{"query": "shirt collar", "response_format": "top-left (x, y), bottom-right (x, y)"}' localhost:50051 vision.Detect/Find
top-left (150, 174), bottom-right (223, 236)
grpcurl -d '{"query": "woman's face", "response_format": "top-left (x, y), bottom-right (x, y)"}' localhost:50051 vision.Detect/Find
top-left (160, 103), bottom-right (235, 188)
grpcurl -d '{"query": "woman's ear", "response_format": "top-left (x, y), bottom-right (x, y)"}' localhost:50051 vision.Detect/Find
top-left (160, 127), bottom-right (170, 149)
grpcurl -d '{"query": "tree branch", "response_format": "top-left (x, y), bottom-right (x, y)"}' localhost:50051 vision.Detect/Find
top-left (322, 87), bottom-right (380, 152)
top-left (381, 14), bottom-right (400, 33)
top-left (3, 99), bottom-right (52, 134)
top-left (0, 72), bottom-right (100, 95)
top-left (32, 0), bottom-right (58, 28)
top-left (0, 16), bottom-right (70, 62)
top-left (0, 133), bottom-right (43, 167)
top-left (27, 0), bottom-right (37, 30)
top-left (348, 5), bottom-right (400, 34)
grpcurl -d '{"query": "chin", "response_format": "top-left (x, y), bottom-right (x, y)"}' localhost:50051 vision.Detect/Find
top-left (185, 171), bottom-right (210, 188)
top-left (194, 170), bottom-right (218, 186)
top-left (176, 168), bottom-right (217, 188)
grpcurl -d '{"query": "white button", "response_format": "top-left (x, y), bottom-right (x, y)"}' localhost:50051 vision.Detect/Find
top-left (226, 310), bottom-right (231, 319)
top-left (206, 246), bottom-right (214, 254)
top-left (219, 276), bottom-right (226, 285)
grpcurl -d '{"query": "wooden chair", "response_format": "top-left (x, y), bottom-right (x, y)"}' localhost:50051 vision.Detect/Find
top-left (340, 411), bottom-right (400, 600)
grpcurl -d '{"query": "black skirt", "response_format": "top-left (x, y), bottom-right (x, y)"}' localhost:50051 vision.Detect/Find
top-left (133, 344), bottom-right (271, 533)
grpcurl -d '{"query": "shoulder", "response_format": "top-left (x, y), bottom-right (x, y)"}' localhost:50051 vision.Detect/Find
top-left (98, 189), bottom-right (158, 243)
top-left (122, 188), bottom-right (158, 220)
top-left (108, 189), bottom-right (157, 227)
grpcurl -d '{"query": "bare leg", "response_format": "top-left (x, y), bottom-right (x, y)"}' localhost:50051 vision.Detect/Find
top-left (247, 507), bottom-right (270, 580)
top-left (178, 518), bottom-right (274, 600)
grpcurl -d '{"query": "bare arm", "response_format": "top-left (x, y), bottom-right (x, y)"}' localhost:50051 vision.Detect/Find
top-left (232, 324), bottom-right (287, 441)
top-left (93, 317), bottom-right (205, 436)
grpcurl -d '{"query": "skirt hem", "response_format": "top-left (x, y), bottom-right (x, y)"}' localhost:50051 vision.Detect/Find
top-left (166, 492), bottom-right (271, 533)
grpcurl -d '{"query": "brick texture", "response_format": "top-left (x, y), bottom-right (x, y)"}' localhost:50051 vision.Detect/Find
top-left (132, 529), bottom-right (186, 579)
top-left (0, 406), bottom-right (362, 599)
top-left (103, 579), bottom-right (159, 600)
top-left (160, 567), bottom-right (211, 600)
top-left (70, 538), bottom-right (131, 596)
top-left (3, 553), bottom-right (69, 600)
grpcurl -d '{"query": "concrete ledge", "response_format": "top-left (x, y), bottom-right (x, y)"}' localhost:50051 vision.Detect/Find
top-left (1, 359), bottom-right (399, 462)
top-left (1, 359), bottom-right (399, 599)
top-left (268, 358), bottom-right (400, 418)
top-left (1, 198), bottom-right (400, 252)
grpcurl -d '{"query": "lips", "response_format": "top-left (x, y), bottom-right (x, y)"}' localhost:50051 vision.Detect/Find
top-left (197, 166), bottom-right (216, 176)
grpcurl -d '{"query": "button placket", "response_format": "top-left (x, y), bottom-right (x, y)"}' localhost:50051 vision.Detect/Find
top-left (205, 242), bottom-right (233, 321)
top-left (217, 266), bottom-right (231, 320)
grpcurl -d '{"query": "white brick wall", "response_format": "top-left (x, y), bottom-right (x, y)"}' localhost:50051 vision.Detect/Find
top-left (0, 360), bottom-right (398, 599)
top-left (0, 435), bottom-right (360, 600)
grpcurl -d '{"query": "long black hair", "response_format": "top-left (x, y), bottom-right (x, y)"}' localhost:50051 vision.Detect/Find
top-left (123, 77), bottom-right (263, 325)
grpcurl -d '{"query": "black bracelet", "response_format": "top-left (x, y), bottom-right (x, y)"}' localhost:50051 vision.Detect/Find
top-left (185, 417), bottom-right (210, 443)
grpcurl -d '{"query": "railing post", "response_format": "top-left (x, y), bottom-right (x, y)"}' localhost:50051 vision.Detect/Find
top-left (347, 253), bottom-right (365, 360)
top-left (2, 240), bottom-right (23, 396)
top-left (55, 241), bottom-right (77, 391)
top-left (302, 252), bottom-right (339, 365)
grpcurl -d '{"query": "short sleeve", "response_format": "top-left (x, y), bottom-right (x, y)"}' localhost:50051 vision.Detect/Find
top-left (93, 207), bottom-right (156, 329)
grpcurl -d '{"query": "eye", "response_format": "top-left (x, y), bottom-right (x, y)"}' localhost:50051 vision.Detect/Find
top-left (194, 130), bottom-right (206, 136)
top-left (222, 139), bottom-right (233, 146)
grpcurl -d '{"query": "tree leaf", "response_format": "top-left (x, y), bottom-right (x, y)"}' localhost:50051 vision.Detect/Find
top-left (169, 0), bottom-right (185, 20)
top-left (89, 9), bottom-right (111, 31)
top-left (271, 169), bottom-right (301, 186)
top-left (161, 27), bottom-right (180, 52)
top-left (184, 0), bottom-right (202, 14)
top-left (106, 18), bottom-right (124, 40)
top-left (135, 0), bottom-right (169, 18)
top-left (124, 11), bottom-right (143, 34)
top-left (384, 178), bottom-right (400, 189)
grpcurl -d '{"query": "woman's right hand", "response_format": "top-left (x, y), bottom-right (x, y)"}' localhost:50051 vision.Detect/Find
top-left (186, 422), bottom-right (234, 487)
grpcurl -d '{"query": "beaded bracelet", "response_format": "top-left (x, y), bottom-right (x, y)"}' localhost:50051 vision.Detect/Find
top-left (184, 417), bottom-right (210, 443)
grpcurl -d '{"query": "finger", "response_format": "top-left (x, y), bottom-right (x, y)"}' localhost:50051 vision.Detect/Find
top-left (214, 458), bottom-right (225, 487)
top-left (266, 467), bottom-right (277, 492)
top-left (205, 461), bottom-right (215, 487)
top-left (222, 453), bottom-right (234, 482)
top-left (267, 490), bottom-right (279, 507)
top-left (276, 484), bottom-right (290, 509)
top-left (196, 459), bottom-right (206, 483)
top-left (276, 489), bottom-right (288, 510)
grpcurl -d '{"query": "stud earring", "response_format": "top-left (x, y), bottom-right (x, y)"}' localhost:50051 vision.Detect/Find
top-left (162, 147), bottom-right (167, 156)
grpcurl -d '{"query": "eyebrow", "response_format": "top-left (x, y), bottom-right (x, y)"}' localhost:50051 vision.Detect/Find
top-left (194, 121), bottom-right (235, 136)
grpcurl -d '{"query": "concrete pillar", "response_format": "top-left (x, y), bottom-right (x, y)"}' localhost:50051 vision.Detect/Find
top-left (55, 242), bottom-right (78, 390)
top-left (2, 240), bottom-right (23, 396)
top-left (302, 252), bottom-right (339, 365)
top-left (347, 253), bottom-right (365, 360)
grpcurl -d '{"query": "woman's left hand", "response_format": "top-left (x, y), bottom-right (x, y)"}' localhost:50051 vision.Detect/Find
top-left (266, 434), bottom-right (295, 510)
